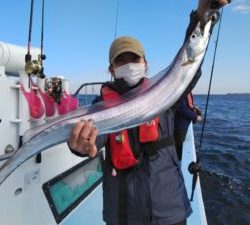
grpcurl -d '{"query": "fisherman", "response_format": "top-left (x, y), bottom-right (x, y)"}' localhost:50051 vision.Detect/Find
top-left (68, 1), bottom-right (229, 225)
top-left (174, 92), bottom-right (203, 161)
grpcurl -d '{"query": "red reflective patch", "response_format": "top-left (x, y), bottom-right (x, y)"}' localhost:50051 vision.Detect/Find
top-left (109, 131), bottom-right (138, 169)
top-left (57, 92), bottom-right (78, 115)
top-left (139, 117), bottom-right (160, 143)
top-left (38, 89), bottom-right (55, 117)
top-left (20, 84), bottom-right (45, 119)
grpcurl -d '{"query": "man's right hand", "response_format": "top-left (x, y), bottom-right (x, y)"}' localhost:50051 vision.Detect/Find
top-left (68, 120), bottom-right (98, 157)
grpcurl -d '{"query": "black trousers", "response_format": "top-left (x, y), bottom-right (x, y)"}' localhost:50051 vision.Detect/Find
top-left (106, 219), bottom-right (186, 225)
top-left (171, 220), bottom-right (186, 225)
top-left (174, 128), bottom-right (188, 161)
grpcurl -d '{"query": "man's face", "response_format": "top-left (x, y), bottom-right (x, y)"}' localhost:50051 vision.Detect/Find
top-left (112, 52), bottom-right (145, 68)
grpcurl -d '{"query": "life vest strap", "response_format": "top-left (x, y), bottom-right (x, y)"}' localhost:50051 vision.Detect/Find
top-left (142, 136), bottom-right (175, 157)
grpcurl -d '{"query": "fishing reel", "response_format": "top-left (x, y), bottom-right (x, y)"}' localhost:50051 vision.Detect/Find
top-left (25, 53), bottom-right (46, 78)
top-left (188, 161), bottom-right (202, 174)
top-left (188, 161), bottom-right (202, 201)
top-left (45, 77), bottom-right (63, 104)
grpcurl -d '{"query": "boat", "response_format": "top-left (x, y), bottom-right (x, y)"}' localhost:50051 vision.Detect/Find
top-left (0, 40), bottom-right (207, 225)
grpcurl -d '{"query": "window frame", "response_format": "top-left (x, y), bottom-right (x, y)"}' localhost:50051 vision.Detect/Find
top-left (42, 153), bottom-right (103, 224)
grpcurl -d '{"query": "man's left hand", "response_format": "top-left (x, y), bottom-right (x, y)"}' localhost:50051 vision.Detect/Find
top-left (197, 0), bottom-right (231, 18)
top-left (194, 107), bottom-right (202, 116)
top-left (196, 115), bottom-right (203, 122)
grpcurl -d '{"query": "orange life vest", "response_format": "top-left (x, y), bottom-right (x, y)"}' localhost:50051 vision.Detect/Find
top-left (186, 92), bottom-right (195, 109)
top-left (101, 86), bottom-right (160, 170)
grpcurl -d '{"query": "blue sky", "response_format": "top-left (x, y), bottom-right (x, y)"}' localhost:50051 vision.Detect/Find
top-left (1, 0), bottom-right (250, 94)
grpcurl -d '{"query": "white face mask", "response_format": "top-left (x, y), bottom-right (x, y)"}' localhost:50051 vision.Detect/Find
top-left (114, 63), bottom-right (146, 87)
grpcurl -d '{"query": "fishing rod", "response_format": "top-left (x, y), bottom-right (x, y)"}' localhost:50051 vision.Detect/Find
top-left (26, 0), bottom-right (34, 64)
top-left (37, 0), bottom-right (47, 164)
top-left (114, 0), bottom-right (120, 39)
top-left (23, 0), bottom-right (47, 162)
top-left (39, 0), bottom-right (46, 79)
top-left (111, 0), bottom-right (120, 82)
top-left (25, 0), bottom-right (46, 79)
top-left (189, 7), bottom-right (224, 202)
top-left (25, 0), bottom-right (34, 87)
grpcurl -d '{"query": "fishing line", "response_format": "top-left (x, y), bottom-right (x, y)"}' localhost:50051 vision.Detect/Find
top-left (197, 8), bottom-right (224, 163)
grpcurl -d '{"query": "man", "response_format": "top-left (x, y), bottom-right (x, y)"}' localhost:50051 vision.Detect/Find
top-left (68, 1), bottom-right (229, 224)
top-left (174, 92), bottom-right (203, 161)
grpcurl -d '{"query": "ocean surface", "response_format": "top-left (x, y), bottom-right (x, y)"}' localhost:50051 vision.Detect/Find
top-left (193, 94), bottom-right (250, 225)
top-left (79, 93), bottom-right (250, 225)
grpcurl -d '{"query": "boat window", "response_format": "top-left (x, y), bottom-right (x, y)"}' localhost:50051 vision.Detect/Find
top-left (43, 153), bottom-right (103, 223)
top-left (73, 82), bottom-right (104, 107)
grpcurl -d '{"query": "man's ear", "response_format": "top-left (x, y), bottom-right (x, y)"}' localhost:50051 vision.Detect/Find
top-left (109, 65), bottom-right (115, 77)
top-left (144, 59), bottom-right (148, 71)
top-left (145, 59), bottom-right (148, 67)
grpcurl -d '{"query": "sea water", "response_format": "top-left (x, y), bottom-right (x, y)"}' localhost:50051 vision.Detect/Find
top-left (79, 93), bottom-right (250, 225)
top-left (194, 94), bottom-right (250, 225)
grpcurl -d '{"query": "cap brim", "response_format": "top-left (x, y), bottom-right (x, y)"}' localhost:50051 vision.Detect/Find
top-left (110, 48), bottom-right (144, 64)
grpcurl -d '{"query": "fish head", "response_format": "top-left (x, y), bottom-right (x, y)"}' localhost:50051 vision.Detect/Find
top-left (186, 21), bottom-right (211, 63)
top-left (183, 13), bottom-right (216, 66)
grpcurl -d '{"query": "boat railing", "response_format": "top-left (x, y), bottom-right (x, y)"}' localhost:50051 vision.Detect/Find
top-left (73, 82), bottom-right (104, 107)
top-left (0, 152), bottom-right (15, 162)
top-left (0, 83), bottom-right (104, 162)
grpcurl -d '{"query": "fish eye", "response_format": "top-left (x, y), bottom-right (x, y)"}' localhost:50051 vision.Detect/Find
top-left (191, 33), bottom-right (197, 39)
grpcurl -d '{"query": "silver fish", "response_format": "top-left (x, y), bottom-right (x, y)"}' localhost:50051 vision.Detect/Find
top-left (0, 16), bottom-right (214, 185)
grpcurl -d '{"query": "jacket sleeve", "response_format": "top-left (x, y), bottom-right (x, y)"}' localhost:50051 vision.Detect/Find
top-left (176, 99), bottom-right (197, 122)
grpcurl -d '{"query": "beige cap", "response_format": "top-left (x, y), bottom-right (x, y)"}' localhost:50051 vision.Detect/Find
top-left (109, 36), bottom-right (145, 64)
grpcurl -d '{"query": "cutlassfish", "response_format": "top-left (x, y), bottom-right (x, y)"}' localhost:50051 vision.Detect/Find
top-left (0, 13), bottom-right (218, 185)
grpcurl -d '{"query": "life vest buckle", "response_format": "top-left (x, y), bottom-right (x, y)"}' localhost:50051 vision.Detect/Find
top-left (146, 119), bottom-right (156, 126)
top-left (115, 133), bottom-right (124, 143)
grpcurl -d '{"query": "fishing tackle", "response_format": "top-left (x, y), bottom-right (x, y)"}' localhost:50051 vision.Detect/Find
top-left (25, 0), bottom-right (46, 79)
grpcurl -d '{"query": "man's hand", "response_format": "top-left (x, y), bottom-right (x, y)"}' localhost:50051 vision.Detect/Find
top-left (194, 107), bottom-right (202, 116)
top-left (68, 120), bottom-right (98, 157)
top-left (197, 0), bottom-right (230, 18)
top-left (196, 115), bottom-right (203, 122)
